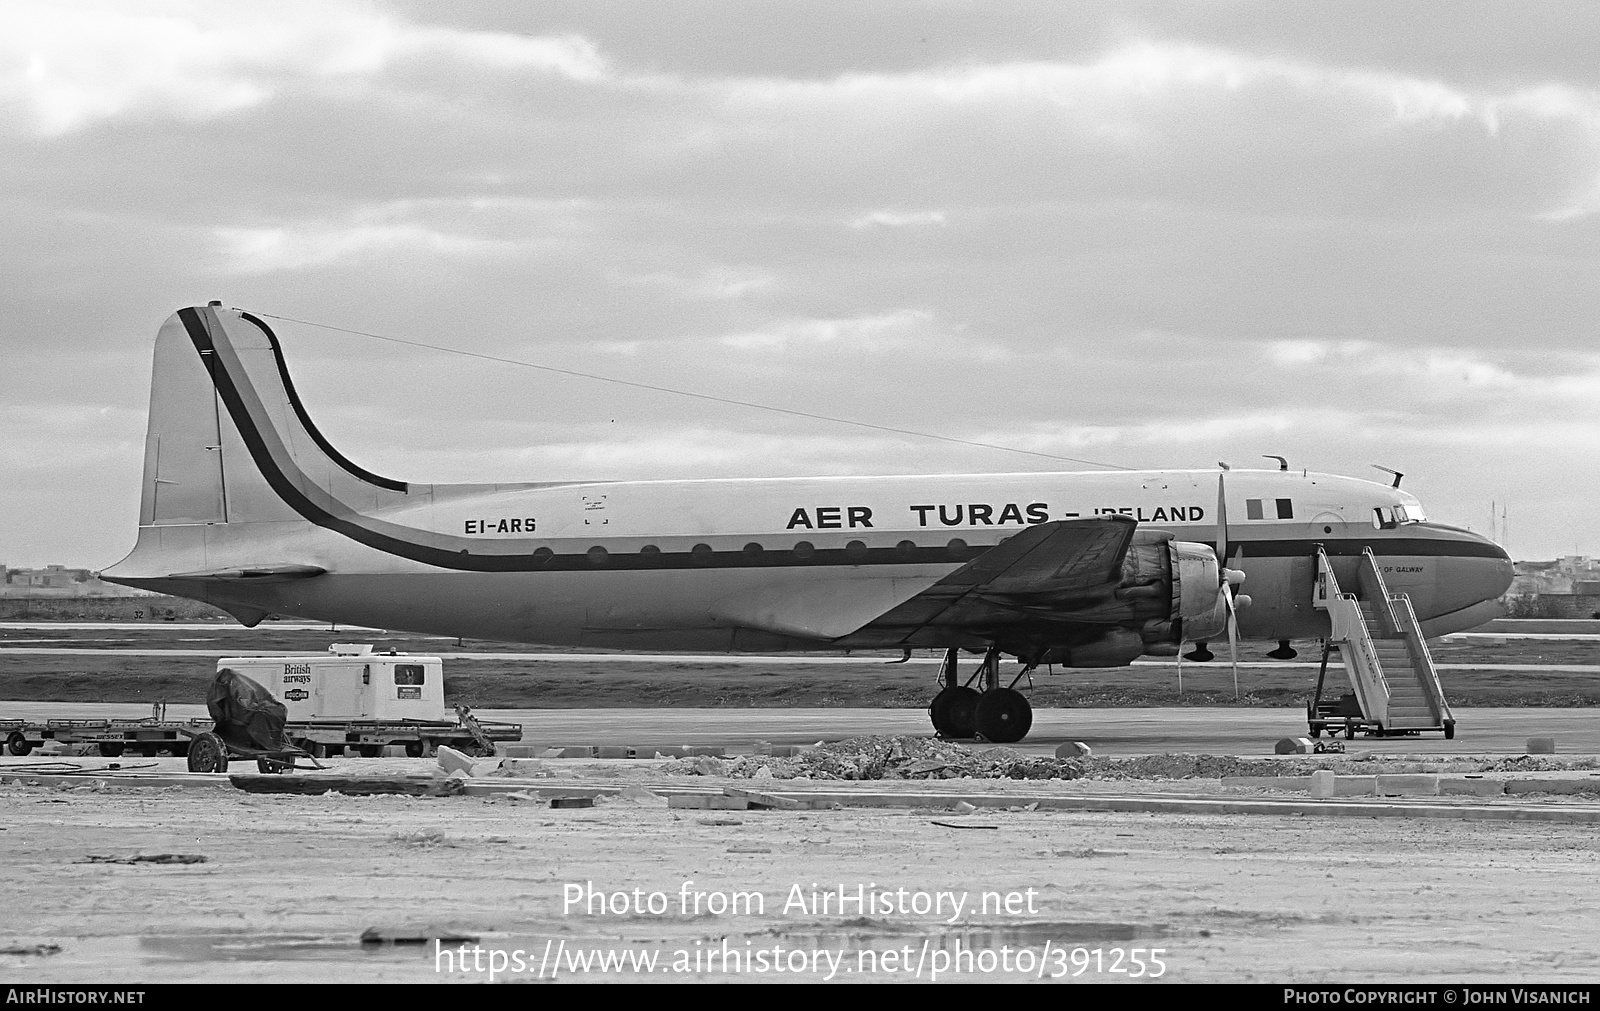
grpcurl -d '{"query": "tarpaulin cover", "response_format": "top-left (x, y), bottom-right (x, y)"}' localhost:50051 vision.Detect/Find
top-left (207, 668), bottom-right (291, 753)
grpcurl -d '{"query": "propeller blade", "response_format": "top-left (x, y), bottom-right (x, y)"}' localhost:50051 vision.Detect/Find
top-left (1223, 582), bottom-right (1240, 700)
top-left (1215, 470), bottom-right (1228, 568)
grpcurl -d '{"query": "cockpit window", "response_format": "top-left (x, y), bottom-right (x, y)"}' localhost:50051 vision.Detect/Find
top-left (1373, 505), bottom-right (1420, 530)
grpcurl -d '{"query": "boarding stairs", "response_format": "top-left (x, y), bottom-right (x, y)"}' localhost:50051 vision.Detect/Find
top-left (1310, 547), bottom-right (1455, 739)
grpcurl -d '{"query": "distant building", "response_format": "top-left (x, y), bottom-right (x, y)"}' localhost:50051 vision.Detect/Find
top-left (1510, 556), bottom-right (1600, 595)
top-left (0, 563), bottom-right (156, 598)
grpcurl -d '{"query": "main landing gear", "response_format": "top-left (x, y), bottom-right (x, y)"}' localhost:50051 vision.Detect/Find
top-left (927, 647), bottom-right (1033, 744)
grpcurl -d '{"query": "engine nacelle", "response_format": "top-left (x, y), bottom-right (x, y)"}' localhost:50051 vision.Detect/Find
top-left (1166, 539), bottom-right (1231, 644)
top-left (1027, 534), bottom-right (1236, 666)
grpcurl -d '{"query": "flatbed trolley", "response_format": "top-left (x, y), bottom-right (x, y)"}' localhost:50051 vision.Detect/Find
top-left (2, 710), bottom-right (520, 762)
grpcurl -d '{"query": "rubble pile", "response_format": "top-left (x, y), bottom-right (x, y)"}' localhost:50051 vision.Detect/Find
top-left (660, 735), bottom-right (1600, 783)
top-left (1078, 754), bottom-right (1321, 780)
top-left (668, 735), bottom-right (1085, 781)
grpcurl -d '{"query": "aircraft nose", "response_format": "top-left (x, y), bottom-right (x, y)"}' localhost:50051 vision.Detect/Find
top-left (1430, 526), bottom-right (1513, 614)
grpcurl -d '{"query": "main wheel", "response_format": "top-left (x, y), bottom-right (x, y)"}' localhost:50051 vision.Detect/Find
top-left (974, 688), bottom-right (1032, 744)
top-left (6, 732), bottom-right (33, 756)
top-left (929, 686), bottom-right (980, 739)
top-left (186, 732), bottom-right (230, 773)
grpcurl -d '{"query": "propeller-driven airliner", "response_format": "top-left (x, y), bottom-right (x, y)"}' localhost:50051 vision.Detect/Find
top-left (103, 305), bottom-right (1514, 742)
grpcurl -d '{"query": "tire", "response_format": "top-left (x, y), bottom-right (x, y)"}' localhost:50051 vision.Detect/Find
top-left (98, 742), bottom-right (125, 758)
top-left (6, 732), bottom-right (33, 756)
top-left (928, 686), bottom-right (980, 739)
top-left (974, 688), bottom-right (1033, 744)
top-left (404, 740), bottom-right (424, 758)
top-left (256, 758), bottom-right (286, 774)
top-left (358, 745), bottom-right (382, 758)
top-left (186, 732), bottom-right (230, 773)
top-left (1309, 727), bottom-right (1322, 739)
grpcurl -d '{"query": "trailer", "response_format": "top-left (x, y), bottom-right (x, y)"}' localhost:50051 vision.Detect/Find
top-left (2, 709), bottom-right (520, 759)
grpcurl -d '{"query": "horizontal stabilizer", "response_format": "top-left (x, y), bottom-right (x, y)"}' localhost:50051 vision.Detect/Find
top-left (167, 563), bottom-right (326, 581)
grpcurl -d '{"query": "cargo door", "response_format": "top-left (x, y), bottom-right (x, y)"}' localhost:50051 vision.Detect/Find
top-left (315, 662), bottom-right (367, 720)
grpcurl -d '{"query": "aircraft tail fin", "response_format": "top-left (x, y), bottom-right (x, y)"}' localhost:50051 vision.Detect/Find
top-left (104, 303), bottom-right (412, 590)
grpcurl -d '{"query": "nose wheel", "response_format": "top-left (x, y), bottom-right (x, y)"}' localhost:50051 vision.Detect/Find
top-left (927, 647), bottom-right (1034, 743)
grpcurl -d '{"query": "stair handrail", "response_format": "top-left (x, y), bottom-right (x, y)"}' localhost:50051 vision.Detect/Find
top-left (1314, 548), bottom-right (1390, 725)
top-left (1357, 548), bottom-right (1402, 635)
top-left (1388, 591), bottom-right (1453, 726)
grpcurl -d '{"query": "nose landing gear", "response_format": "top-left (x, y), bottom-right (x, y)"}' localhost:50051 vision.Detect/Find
top-left (927, 647), bottom-right (1033, 744)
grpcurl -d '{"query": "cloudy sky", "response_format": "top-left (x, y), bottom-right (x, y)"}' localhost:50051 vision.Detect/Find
top-left (5, 0), bottom-right (1599, 568)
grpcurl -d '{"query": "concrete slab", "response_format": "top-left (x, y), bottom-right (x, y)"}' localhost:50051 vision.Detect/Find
top-left (1376, 774), bottom-right (1440, 796)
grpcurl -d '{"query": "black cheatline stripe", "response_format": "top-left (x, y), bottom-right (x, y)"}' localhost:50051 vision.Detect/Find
top-left (237, 311), bottom-right (408, 493)
top-left (1230, 538), bottom-right (1508, 560)
top-left (178, 309), bottom-right (1509, 573)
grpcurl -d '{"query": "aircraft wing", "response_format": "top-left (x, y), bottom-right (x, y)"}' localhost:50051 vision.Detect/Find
top-left (710, 516), bottom-right (1138, 643)
top-left (848, 515), bottom-right (1139, 642)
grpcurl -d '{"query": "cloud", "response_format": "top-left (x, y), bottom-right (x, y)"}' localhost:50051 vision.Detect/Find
top-left (206, 197), bottom-right (591, 273)
top-left (1, 0), bottom-right (606, 135)
top-left (847, 209), bottom-right (947, 229)
top-left (615, 265), bottom-right (776, 301)
top-left (717, 309), bottom-right (976, 355)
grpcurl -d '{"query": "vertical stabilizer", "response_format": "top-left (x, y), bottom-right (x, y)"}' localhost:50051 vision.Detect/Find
top-left (140, 311), bottom-right (228, 526)
top-left (105, 304), bottom-right (414, 586)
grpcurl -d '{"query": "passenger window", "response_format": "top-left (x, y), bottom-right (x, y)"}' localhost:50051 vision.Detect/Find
top-left (1246, 499), bottom-right (1264, 520)
top-left (1276, 499), bottom-right (1293, 519)
top-left (394, 664), bottom-right (425, 685)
